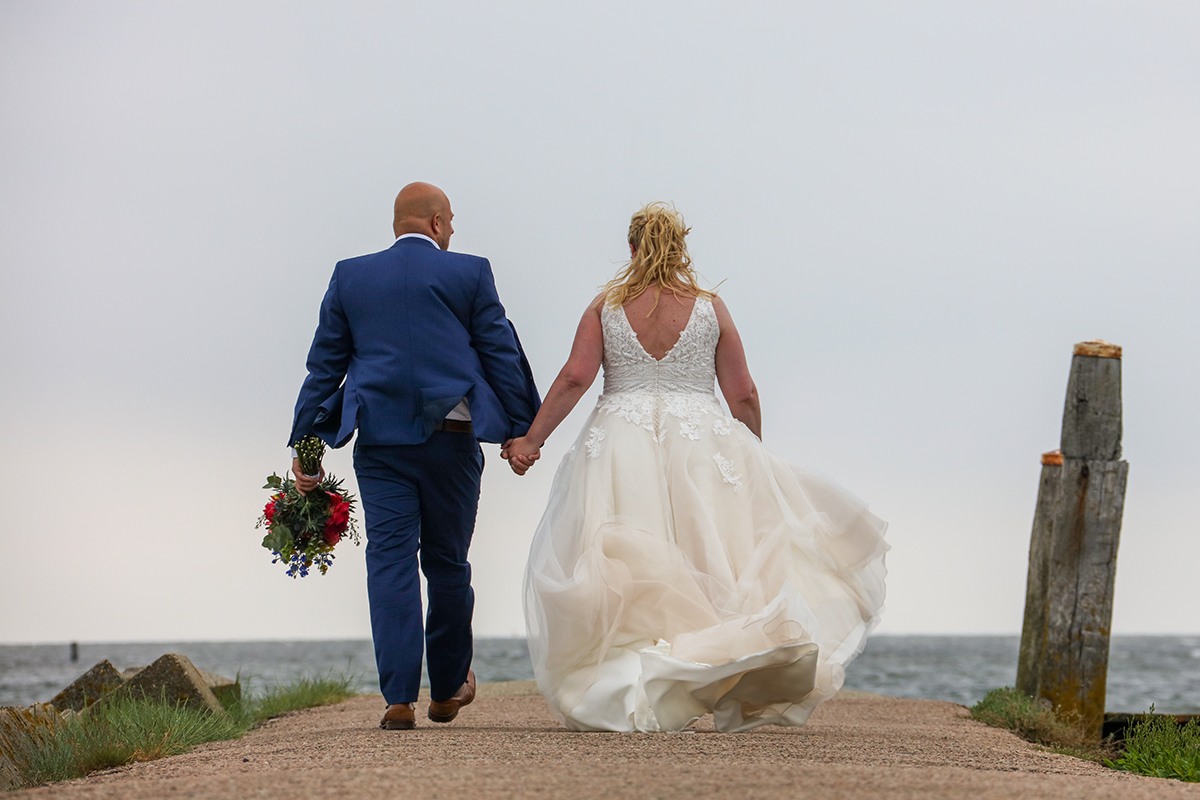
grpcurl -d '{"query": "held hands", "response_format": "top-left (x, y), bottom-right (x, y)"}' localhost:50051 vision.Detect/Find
top-left (291, 457), bottom-right (325, 496)
top-left (501, 437), bottom-right (541, 476)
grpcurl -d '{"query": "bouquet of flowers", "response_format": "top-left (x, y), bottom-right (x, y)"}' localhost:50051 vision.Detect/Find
top-left (257, 436), bottom-right (361, 577)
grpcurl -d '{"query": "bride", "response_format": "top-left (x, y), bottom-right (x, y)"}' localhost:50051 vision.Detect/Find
top-left (503, 203), bottom-right (888, 733)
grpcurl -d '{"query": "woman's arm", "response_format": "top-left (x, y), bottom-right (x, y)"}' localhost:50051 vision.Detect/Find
top-left (713, 296), bottom-right (762, 439)
top-left (503, 296), bottom-right (605, 474)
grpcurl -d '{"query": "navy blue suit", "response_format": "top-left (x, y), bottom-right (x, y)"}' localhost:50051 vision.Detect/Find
top-left (290, 236), bottom-right (540, 704)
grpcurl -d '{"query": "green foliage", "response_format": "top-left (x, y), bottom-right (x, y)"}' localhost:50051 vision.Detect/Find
top-left (249, 674), bottom-right (358, 722)
top-left (969, 687), bottom-right (1106, 761)
top-left (7, 673), bottom-right (360, 789)
top-left (9, 696), bottom-right (246, 787)
top-left (1107, 711), bottom-right (1200, 782)
top-left (260, 520), bottom-right (292, 554)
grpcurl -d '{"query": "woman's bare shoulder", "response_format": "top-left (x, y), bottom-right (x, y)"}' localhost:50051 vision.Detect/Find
top-left (710, 293), bottom-right (733, 321)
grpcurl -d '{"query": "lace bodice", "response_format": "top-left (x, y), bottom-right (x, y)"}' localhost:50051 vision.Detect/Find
top-left (592, 298), bottom-right (725, 444)
top-left (600, 298), bottom-right (719, 396)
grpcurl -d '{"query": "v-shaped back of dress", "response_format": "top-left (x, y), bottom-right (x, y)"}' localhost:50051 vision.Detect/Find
top-left (600, 297), bottom-right (719, 397)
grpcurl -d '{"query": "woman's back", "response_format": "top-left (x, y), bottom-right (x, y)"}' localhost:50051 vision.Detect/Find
top-left (599, 291), bottom-right (718, 401)
top-left (619, 289), bottom-right (699, 361)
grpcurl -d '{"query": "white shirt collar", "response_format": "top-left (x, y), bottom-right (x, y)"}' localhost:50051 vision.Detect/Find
top-left (396, 232), bottom-right (440, 249)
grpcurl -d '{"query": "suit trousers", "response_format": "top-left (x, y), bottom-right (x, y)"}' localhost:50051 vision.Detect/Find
top-left (353, 432), bottom-right (483, 704)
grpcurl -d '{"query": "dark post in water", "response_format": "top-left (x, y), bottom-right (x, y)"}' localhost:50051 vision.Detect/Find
top-left (1016, 340), bottom-right (1129, 740)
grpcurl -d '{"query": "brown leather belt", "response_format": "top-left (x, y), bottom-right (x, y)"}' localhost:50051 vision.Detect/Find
top-left (434, 418), bottom-right (473, 434)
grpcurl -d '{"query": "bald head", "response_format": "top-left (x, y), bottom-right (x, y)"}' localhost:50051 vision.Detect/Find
top-left (393, 182), bottom-right (454, 249)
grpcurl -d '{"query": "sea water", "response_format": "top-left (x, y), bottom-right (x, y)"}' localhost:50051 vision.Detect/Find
top-left (2, 636), bottom-right (1197, 713)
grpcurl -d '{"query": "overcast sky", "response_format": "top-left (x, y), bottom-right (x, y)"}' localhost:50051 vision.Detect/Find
top-left (2, 1), bottom-right (1197, 644)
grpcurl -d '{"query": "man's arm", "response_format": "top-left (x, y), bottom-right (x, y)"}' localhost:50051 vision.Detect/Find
top-left (288, 265), bottom-right (353, 455)
top-left (467, 259), bottom-right (540, 436)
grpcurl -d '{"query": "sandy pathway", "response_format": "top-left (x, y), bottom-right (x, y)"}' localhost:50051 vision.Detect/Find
top-left (8, 683), bottom-right (1198, 800)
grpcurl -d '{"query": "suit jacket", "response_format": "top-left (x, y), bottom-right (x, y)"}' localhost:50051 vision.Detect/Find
top-left (289, 237), bottom-right (541, 448)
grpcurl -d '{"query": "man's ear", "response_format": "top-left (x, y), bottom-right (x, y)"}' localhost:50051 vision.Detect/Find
top-left (431, 213), bottom-right (444, 237)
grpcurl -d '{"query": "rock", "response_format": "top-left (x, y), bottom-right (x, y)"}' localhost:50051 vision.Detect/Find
top-left (104, 654), bottom-right (226, 716)
top-left (74, 659), bottom-right (239, 710)
top-left (198, 670), bottom-right (241, 707)
top-left (0, 704), bottom-right (69, 791)
top-left (50, 659), bottom-right (126, 712)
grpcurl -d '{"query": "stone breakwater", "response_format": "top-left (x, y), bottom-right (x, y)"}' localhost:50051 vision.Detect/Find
top-left (0, 653), bottom-right (238, 791)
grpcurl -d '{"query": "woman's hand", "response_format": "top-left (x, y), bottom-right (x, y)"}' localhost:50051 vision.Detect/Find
top-left (502, 437), bottom-right (541, 476)
top-left (292, 457), bottom-right (325, 496)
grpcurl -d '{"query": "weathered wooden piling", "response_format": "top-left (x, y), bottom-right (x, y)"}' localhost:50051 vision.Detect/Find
top-left (1016, 340), bottom-right (1129, 740)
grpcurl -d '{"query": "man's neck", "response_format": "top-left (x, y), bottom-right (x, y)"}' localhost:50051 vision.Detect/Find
top-left (396, 232), bottom-right (440, 249)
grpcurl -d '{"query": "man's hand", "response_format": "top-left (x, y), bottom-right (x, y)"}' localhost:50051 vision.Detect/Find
top-left (292, 457), bottom-right (325, 496)
top-left (502, 437), bottom-right (540, 476)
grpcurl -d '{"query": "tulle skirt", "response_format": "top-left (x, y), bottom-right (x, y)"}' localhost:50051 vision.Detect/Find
top-left (522, 393), bottom-right (888, 732)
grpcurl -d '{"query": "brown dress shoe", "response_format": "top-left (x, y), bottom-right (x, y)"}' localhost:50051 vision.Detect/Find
top-left (380, 702), bottom-right (416, 730)
top-left (427, 669), bottom-right (476, 723)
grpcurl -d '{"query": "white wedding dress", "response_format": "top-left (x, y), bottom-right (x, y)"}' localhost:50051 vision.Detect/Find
top-left (523, 298), bottom-right (888, 732)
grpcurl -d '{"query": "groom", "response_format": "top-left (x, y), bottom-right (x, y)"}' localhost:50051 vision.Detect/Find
top-left (288, 182), bottom-right (540, 730)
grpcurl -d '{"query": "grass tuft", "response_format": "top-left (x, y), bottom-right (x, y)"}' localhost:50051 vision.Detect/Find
top-left (249, 674), bottom-right (359, 722)
top-left (5, 672), bottom-right (359, 789)
top-left (1106, 712), bottom-right (1200, 782)
top-left (10, 696), bottom-right (247, 787)
top-left (968, 687), bottom-right (1108, 761)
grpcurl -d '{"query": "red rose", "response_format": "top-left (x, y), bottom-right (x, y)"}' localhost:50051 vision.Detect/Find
top-left (264, 500), bottom-right (277, 523)
top-left (321, 495), bottom-right (349, 543)
top-left (328, 497), bottom-right (349, 527)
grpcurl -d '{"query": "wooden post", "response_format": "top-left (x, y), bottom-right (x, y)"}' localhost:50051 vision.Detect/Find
top-left (1016, 340), bottom-right (1129, 740)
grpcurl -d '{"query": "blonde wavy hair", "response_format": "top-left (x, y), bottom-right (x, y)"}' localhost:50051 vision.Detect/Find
top-left (602, 202), bottom-right (715, 311)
